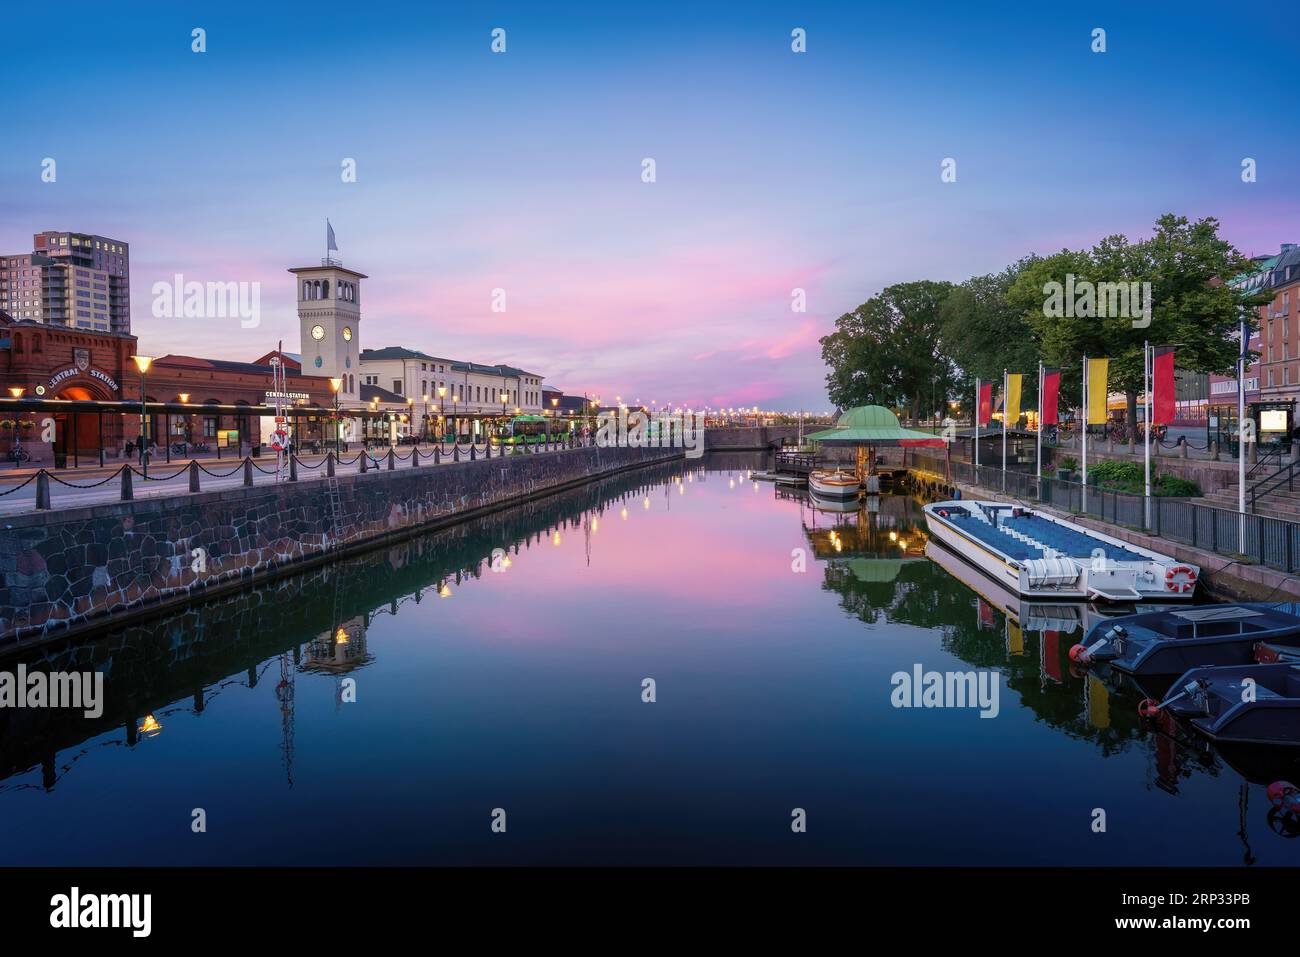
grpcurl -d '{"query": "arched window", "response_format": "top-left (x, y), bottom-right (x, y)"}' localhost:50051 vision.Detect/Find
top-left (302, 280), bottom-right (311, 300)
top-left (321, 280), bottom-right (330, 299)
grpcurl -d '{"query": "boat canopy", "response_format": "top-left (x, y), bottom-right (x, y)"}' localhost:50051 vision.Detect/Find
top-left (804, 405), bottom-right (946, 448)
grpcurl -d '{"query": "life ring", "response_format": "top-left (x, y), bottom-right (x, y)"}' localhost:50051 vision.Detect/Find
top-left (937, 509), bottom-right (949, 518)
top-left (1137, 698), bottom-right (1160, 718)
top-left (1164, 565), bottom-right (1197, 593)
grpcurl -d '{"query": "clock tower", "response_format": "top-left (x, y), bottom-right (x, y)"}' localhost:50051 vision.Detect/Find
top-left (289, 262), bottom-right (367, 402)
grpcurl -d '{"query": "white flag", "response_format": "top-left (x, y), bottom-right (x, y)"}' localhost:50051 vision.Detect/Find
top-left (327, 220), bottom-right (338, 252)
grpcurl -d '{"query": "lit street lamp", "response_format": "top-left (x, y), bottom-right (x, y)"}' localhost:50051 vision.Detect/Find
top-left (131, 355), bottom-right (153, 476)
top-left (329, 377), bottom-right (343, 451)
top-left (7, 387), bottom-right (24, 468)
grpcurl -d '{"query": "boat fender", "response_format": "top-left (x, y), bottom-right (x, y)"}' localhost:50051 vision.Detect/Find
top-left (1068, 637), bottom-right (1110, 664)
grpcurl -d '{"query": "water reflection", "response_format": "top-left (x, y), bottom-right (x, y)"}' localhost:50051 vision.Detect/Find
top-left (0, 453), bottom-right (1296, 865)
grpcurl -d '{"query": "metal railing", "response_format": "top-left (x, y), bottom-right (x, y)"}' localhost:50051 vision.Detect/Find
top-left (1, 434), bottom-right (595, 512)
top-left (911, 453), bottom-right (1300, 575)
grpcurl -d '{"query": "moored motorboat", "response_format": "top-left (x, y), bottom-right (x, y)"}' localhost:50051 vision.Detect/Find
top-left (923, 499), bottom-right (1200, 602)
top-left (1069, 603), bottom-right (1300, 677)
top-left (808, 468), bottom-right (861, 500)
top-left (1154, 662), bottom-right (1300, 746)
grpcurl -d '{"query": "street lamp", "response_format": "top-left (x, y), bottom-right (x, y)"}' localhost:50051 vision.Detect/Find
top-left (406, 397), bottom-right (415, 443)
top-left (131, 355), bottom-right (153, 475)
top-left (422, 392), bottom-right (430, 443)
top-left (329, 377), bottom-right (343, 451)
top-left (437, 385), bottom-right (446, 442)
top-left (451, 392), bottom-right (459, 443)
top-left (7, 388), bottom-right (24, 467)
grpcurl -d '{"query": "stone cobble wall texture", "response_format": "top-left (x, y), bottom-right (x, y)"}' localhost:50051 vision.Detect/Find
top-left (0, 445), bottom-right (679, 642)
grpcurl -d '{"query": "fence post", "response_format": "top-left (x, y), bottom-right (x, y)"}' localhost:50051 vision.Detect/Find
top-left (327, 452), bottom-right (335, 477)
top-left (360, 451), bottom-right (368, 473)
top-left (244, 459), bottom-right (254, 487)
top-left (35, 470), bottom-right (51, 510)
top-left (412, 446), bottom-right (420, 467)
top-left (434, 446), bottom-right (441, 465)
top-left (189, 460), bottom-right (200, 493)
top-left (289, 454), bottom-right (299, 482)
top-left (388, 449), bottom-right (395, 471)
top-left (120, 466), bottom-right (133, 501)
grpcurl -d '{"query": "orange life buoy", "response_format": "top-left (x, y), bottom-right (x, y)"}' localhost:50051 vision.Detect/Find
top-left (1164, 565), bottom-right (1197, 594)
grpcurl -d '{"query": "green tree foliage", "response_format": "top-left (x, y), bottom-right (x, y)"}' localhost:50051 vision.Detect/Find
top-left (820, 280), bottom-right (954, 419)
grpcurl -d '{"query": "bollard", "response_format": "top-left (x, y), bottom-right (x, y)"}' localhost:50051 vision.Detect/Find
top-left (120, 466), bottom-right (134, 501)
top-left (244, 458), bottom-right (254, 487)
top-left (435, 446), bottom-right (441, 465)
top-left (1211, 440), bottom-right (1221, 462)
top-left (327, 452), bottom-right (336, 477)
top-left (360, 451), bottom-right (369, 473)
top-left (289, 454), bottom-right (299, 481)
top-left (412, 446), bottom-right (420, 467)
top-left (1179, 436), bottom-right (1188, 459)
top-left (35, 470), bottom-right (51, 510)
top-left (189, 460), bottom-right (200, 493)
top-left (388, 449), bottom-right (396, 471)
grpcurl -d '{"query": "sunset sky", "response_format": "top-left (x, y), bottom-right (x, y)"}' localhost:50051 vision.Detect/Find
top-left (2, 1), bottom-right (1296, 410)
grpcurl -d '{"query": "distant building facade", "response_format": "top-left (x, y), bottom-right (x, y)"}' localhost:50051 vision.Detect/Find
top-left (0, 231), bottom-right (130, 333)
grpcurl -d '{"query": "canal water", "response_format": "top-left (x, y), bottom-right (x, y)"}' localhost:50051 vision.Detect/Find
top-left (2, 452), bottom-right (1297, 866)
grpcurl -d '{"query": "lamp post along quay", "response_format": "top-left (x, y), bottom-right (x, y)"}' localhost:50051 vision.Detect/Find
top-left (131, 355), bottom-right (153, 477)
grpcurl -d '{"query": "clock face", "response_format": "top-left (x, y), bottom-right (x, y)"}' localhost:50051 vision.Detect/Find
top-left (342, 326), bottom-right (353, 341)
top-left (311, 324), bottom-right (325, 341)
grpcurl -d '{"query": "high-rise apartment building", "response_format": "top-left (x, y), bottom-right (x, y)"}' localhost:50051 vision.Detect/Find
top-left (0, 231), bottom-right (131, 333)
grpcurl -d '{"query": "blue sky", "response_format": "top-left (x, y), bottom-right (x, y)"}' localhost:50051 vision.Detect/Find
top-left (1, 1), bottom-right (1296, 410)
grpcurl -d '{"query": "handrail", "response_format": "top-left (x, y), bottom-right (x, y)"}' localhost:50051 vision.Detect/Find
top-left (1247, 446), bottom-right (1284, 481)
top-left (1250, 458), bottom-right (1300, 513)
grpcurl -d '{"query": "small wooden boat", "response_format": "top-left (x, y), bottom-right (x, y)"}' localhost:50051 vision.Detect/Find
top-left (808, 468), bottom-right (861, 500)
top-left (1156, 662), bottom-right (1300, 746)
top-left (1070, 603), bottom-right (1300, 677)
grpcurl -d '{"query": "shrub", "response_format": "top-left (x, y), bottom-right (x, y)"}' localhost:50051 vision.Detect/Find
top-left (1154, 475), bottom-right (1201, 497)
top-left (1089, 460), bottom-right (1143, 485)
top-left (1058, 455), bottom-right (1079, 471)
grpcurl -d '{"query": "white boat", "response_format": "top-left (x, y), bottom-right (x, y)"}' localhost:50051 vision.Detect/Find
top-left (922, 499), bottom-right (1200, 603)
top-left (808, 468), bottom-right (861, 500)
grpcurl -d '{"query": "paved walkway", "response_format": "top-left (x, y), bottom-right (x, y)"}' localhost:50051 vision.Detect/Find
top-left (0, 444), bottom-right (548, 516)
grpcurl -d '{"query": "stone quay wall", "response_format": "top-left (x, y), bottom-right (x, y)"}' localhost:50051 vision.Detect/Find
top-left (0, 445), bottom-right (681, 644)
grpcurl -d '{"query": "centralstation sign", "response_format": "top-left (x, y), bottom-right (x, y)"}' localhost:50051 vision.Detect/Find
top-left (48, 365), bottom-right (120, 393)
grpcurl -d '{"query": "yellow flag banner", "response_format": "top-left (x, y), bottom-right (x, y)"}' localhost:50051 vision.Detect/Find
top-left (1086, 358), bottom-right (1109, 425)
top-left (1004, 374), bottom-right (1023, 425)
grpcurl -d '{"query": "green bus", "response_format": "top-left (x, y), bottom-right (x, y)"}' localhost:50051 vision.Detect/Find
top-left (491, 415), bottom-right (571, 446)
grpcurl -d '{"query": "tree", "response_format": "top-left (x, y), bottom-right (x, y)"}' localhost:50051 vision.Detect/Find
top-left (939, 257), bottom-right (1042, 415)
top-left (1011, 215), bottom-right (1263, 429)
top-left (820, 281), bottom-right (955, 420)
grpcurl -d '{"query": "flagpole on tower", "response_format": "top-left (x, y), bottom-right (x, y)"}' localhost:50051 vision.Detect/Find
top-left (974, 377), bottom-right (980, 477)
top-left (1238, 316), bottom-right (1247, 553)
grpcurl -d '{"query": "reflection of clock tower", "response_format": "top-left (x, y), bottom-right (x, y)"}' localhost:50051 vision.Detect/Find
top-left (288, 262), bottom-right (367, 402)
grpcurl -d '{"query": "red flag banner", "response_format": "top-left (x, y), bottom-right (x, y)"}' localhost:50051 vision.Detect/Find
top-left (977, 381), bottom-right (992, 426)
top-left (1041, 368), bottom-right (1060, 426)
top-left (1152, 346), bottom-right (1176, 426)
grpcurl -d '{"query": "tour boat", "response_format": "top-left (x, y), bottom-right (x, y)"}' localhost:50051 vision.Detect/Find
top-left (808, 468), bottom-right (861, 500)
top-left (1156, 661), bottom-right (1300, 746)
top-left (1069, 603), bottom-right (1300, 677)
top-left (922, 499), bottom-right (1200, 603)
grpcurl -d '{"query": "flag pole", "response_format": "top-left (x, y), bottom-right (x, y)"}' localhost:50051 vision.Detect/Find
top-left (1081, 357), bottom-right (1088, 513)
top-left (1143, 341), bottom-right (1151, 529)
top-left (1238, 317), bottom-right (1247, 553)
top-left (974, 377), bottom-right (979, 479)
top-left (1036, 361), bottom-right (1043, 491)
top-left (1001, 368), bottom-right (1007, 493)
